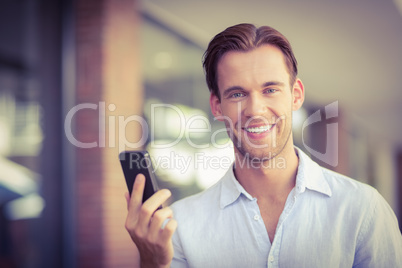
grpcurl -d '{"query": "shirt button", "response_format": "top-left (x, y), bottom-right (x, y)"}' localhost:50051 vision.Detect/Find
top-left (269, 255), bottom-right (274, 262)
top-left (253, 215), bottom-right (260, 221)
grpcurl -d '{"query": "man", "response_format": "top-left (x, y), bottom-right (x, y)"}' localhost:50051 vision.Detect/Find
top-left (125, 23), bottom-right (402, 267)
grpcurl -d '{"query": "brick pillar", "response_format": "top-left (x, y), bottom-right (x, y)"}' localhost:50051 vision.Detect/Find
top-left (102, 0), bottom-right (143, 267)
top-left (75, 0), bottom-right (105, 267)
top-left (75, 0), bottom-right (142, 267)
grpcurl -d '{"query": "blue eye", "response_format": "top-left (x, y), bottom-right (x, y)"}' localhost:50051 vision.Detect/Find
top-left (265, 88), bottom-right (277, 94)
top-left (231, 92), bottom-right (245, 98)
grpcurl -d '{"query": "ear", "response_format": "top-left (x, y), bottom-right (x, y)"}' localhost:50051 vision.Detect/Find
top-left (292, 78), bottom-right (305, 111)
top-left (210, 93), bottom-right (224, 121)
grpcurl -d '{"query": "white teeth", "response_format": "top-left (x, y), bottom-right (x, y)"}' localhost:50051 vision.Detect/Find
top-left (245, 125), bottom-right (272, 133)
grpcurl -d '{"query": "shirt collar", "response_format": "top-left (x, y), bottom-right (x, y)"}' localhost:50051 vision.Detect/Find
top-left (220, 165), bottom-right (254, 209)
top-left (294, 147), bottom-right (332, 197)
top-left (219, 147), bottom-right (332, 209)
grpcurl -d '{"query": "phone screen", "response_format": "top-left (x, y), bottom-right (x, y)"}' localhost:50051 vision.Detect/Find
top-left (119, 151), bottom-right (160, 203)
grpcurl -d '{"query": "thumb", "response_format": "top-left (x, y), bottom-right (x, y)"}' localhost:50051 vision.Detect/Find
top-left (124, 192), bottom-right (130, 210)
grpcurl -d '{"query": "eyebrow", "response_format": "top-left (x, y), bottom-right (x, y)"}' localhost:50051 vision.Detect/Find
top-left (262, 81), bottom-right (285, 88)
top-left (222, 81), bottom-right (285, 98)
top-left (222, 86), bottom-right (244, 98)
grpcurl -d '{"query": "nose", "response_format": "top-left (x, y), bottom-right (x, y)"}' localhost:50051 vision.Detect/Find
top-left (242, 93), bottom-right (267, 118)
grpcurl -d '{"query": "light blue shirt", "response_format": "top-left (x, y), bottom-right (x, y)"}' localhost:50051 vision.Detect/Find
top-left (170, 148), bottom-right (402, 267)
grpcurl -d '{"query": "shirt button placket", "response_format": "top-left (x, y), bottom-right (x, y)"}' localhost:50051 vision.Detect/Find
top-left (267, 226), bottom-right (282, 268)
top-left (267, 255), bottom-right (275, 268)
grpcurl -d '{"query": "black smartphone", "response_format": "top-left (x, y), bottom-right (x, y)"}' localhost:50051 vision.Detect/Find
top-left (119, 150), bottom-right (160, 204)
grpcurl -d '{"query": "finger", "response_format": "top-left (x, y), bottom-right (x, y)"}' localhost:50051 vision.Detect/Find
top-left (126, 174), bottom-right (146, 228)
top-left (125, 174), bottom-right (147, 239)
top-left (148, 207), bottom-right (174, 240)
top-left (160, 218), bottom-right (178, 243)
top-left (124, 192), bottom-right (130, 210)
top-left (144, 189), bottom-right (171, 211)
top-left (137, 189), bottom-right (171, 234)
top-left (128, 174), bottom-right (145, 212)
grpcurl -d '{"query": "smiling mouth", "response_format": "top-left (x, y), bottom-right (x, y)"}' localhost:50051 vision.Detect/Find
top-left (243, 124), bottom-right (275, 134)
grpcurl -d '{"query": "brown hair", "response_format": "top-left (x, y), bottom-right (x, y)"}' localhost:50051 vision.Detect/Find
top-left (202, 23), bottom-right (298, 100)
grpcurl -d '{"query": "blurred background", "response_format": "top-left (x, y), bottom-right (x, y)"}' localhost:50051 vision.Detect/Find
top-left (0, 0), bottom-right (401, 267)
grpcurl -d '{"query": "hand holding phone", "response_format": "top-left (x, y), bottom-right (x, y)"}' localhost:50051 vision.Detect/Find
top-left (121, 151), bottom-right (177, 267)
top-left (119, 150), bottom-right (160, 204)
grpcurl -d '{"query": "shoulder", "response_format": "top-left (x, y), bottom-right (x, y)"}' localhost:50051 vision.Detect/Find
top-left (321, 167), bottom-right (377, 198)
top-left (319, 171), bottom-right (402, 265)
top-left (319, 166), bottom-right (398, 228)
top-left (320, 167), bottom-right (385, 214)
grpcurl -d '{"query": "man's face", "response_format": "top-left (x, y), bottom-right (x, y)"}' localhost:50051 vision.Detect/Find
top-left (210, 44), bottom-right (304, 161)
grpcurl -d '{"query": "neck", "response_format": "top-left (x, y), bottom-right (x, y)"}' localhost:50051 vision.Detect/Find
top-left (234, 145), bottom-right (299, 201)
